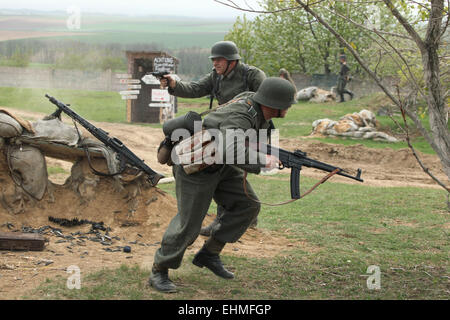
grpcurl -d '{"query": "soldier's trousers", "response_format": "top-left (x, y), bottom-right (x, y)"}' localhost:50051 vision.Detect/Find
top-left (153, 164), bottom-right (261, 269)
top-left (337, 78), bottom-right (353, 101)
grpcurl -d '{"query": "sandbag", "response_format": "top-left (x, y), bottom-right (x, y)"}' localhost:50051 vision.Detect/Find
top-left (309, 88), bottom-right (336, 103)
top-left (0, 113), bottom-right (22, 138)
top-left (296, 87), bottom-right (318, 101)
top-left (7, 145), bottom-right (48, 200)
top-left (24, 118), bottom-right (79, 146)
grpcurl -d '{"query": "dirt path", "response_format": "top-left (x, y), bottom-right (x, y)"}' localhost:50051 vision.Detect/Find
top-left (0, 106), bottom-right (447, 300)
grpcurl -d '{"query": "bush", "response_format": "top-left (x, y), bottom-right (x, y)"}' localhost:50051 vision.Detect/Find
top-left (0, 49), bottom-right (31, 67)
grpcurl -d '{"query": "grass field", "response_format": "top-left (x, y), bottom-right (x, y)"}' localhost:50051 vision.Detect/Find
top-left (27, 174), bottom-right (449, 299)
top-left (0, 14), bottom-right (232, 48)
top-left (0, 86), bottom-right (438, 154)
top-left (2, 86), bottom-right (447, 300)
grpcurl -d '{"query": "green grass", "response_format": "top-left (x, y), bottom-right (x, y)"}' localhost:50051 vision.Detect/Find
top-left (0, 87), bottom-right (128, 123)
top-left (11, 87), bottom-right (447, 300)
top-left (28, 174), bottom-right (449, 299)
top-left (0, 87), bottom-right (439, 154)
top-left (47, 166), bottom-right (68, 175)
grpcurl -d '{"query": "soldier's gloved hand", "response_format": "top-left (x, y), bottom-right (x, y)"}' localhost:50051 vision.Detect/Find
top-left (161, 74), bottom-right (176, 89)
top-left (265, 154), bottom-right (280, 169)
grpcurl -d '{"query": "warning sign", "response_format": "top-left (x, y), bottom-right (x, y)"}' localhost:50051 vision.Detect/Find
top-left (154, 57), bottom-right (175, 73)
top-left (151, 89), bottom-right (170, 102)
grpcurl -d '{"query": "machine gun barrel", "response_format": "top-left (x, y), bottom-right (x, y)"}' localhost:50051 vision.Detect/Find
top-left (45, 94), bottom-right (164, 186)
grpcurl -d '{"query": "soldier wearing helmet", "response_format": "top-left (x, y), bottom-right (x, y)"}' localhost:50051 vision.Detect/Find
top-left (149, 77), bottom-right (297, 293)
top-left (160, 40), bottom-right (266, 107)
top-left (161, 40), bottom-right (267, 235)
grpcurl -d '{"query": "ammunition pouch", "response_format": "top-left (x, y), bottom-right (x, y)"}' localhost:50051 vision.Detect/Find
top-left (157, 111), bottom-right (203, 166)
top-left (174, 129), bottom-right (217, 175)
top-left (157, 137), bottom-right (174, 165)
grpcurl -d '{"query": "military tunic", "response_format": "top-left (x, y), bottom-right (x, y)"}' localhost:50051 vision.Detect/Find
top-left (169, 61), bottom-right (266, 237)
top-left (153, 93), bottom-right (269, 269)
top-left (169, 61), bottom-right (266, 105)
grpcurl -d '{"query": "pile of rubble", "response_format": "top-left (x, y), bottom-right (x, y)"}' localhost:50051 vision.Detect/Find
top-left (311, 109), bottom-right (399, 142)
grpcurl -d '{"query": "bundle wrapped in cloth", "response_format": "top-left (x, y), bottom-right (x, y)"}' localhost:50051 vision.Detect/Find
top-left (173, 130), bottom-right (219, 175)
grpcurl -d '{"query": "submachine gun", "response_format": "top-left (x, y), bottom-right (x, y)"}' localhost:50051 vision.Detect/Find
top-left (262, 143), bottom-right (363, 200)
top-left (45, 94), bottom-right (164, 187)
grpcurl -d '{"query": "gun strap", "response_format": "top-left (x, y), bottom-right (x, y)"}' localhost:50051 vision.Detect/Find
top-left (72, 120), bottom-right (125, 177)
top-left (242, 168), bottom-right (340, 206)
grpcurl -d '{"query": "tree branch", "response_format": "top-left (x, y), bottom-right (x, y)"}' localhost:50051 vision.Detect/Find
top-left (317, 4), bottom-right (414, 40)
top-left (392, 86), bottom-right (450, 192)
top-left (293, 0), bottom-right (403, 108)
top-left (214, 0), bottom-right (302, 13)
top-left (382, 0), bottom-right (427, 53)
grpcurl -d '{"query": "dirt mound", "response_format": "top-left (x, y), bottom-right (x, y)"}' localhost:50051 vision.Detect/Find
top-left (0, 150), bottom-right (295, 299)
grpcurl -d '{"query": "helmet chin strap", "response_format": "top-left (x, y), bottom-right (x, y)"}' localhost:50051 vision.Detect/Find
top-left (223, 60), bottom-right (231, 76)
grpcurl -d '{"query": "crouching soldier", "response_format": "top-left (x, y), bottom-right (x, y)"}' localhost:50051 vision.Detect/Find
top-left (148, 77), bottom-right (297, 293)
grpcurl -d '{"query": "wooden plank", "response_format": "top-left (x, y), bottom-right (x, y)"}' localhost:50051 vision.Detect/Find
top-left (0, 232), bottom-right (46, 251)
top-left (15, 137), bottom-right (104, 162)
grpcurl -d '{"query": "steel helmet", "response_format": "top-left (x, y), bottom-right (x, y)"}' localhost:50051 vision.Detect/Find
top-left (253, 77), bottom-right (297, 110)
top-left (209, 41), bottom-right (241, 61)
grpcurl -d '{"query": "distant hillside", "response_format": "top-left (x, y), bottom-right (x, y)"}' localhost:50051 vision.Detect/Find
top-left (0, 10), bottom-right (233, 49)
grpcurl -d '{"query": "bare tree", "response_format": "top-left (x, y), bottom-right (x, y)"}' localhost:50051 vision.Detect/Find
top-left (216, 0), bottom-right (450, 206)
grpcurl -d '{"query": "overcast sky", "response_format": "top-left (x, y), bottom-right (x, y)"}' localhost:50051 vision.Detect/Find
top-left (0, 0), bottom-right (260, 19)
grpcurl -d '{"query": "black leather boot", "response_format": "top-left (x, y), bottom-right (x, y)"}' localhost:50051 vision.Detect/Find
top-left (148, 265), bottom-right (177, 293)
top-left (192, 248), bottom-right (234, 279)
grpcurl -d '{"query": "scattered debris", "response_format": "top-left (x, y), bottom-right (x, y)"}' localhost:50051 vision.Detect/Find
top-left (37, 259), bottom-right (53, 266)
top-left (48, 216), bottom-right (107, 231)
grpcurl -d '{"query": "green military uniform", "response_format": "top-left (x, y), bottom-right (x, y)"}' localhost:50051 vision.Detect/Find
top-left (149, 77), bottom-right (297, 292)
top-left (153, 92), bottom-right (269, 269)
top-left (168, 59), bottom-right (266, 235)
top-left (169, 61), bottom-right (266, 105)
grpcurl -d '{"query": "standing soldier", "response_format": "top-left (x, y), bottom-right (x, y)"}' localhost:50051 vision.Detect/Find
top-left (148, 77), bottom-right (297, 293)
top-left (336, 54), bottom-right (354, 103)
top-left (160, 40), bottom-right (267, 236)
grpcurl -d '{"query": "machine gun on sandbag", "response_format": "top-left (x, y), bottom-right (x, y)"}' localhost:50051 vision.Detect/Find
top-left (45, 94), bottom-right (164, 187)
